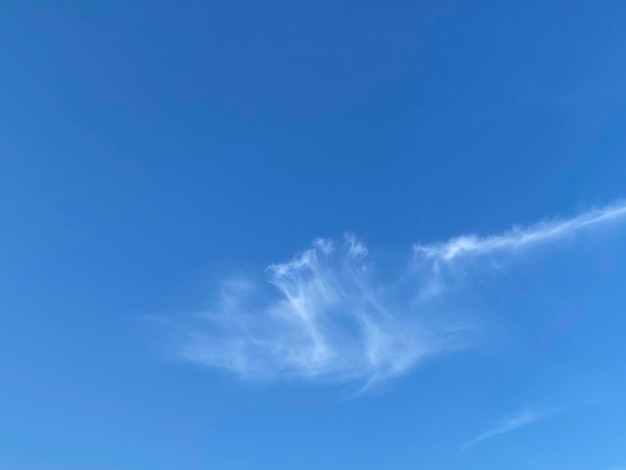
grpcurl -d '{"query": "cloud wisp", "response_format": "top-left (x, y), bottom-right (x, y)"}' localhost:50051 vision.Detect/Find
top-left (167, 202), bottom-right (626, 385)
top-left (461, 408), bottom-right (544, 451)
top-left (414, 202), bottom-right (626, 263)
top-left (179, 235), bottom-right (471, 385)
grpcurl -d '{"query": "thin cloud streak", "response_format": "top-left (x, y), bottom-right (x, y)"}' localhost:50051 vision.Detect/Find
top-left (168, 202), bottom-right (626, 385)
top-left (414, 202), bottom-right (626, 263)
top-left (462, 409), bottom-right (543, 451)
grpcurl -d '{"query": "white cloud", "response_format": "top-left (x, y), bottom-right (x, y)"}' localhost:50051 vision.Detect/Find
top-left (462, 408), bottom-right (543, 450)
top-left (414, 202), bottom-right (626, 263)
top-left (179, 233), bottom-right (470, 385)
top-left (167, 202), bottom-right (626, 385)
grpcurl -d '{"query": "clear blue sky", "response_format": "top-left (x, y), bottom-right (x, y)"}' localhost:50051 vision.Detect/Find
top-left (2, 1), bottom-right (626, 469)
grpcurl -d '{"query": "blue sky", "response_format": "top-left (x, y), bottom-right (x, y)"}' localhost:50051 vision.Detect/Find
top-left (2, 1), bottom-right (626, 469)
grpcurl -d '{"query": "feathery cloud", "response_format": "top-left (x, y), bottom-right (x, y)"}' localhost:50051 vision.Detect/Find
top-left (462, 408), bottom-right (544, 450)
top-left (414, 202), bottom-right (626, 263)
top-left (165, 202), bottom-right (626, 385)
top-left (179, 234), bottom-right (470, 385)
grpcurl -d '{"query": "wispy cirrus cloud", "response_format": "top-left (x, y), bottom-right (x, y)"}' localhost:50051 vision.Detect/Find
top-left (164, 201), bottom-right (626, 385)
top-left (179, 234), bottom-right (471, 385)
top-left (414, 202), bottom-right (626, 263)
top-left (461, 408), bottom-right (544, 450)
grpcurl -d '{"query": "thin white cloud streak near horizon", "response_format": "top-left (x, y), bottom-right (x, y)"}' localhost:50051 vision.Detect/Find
top-left (172, 202), bottom-right (626, 384)
top-left (461, 409), bottom-right (544, 451)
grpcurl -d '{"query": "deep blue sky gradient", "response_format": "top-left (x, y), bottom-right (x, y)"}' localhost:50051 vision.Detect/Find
top-left (2, 1), bottom-right (626, 469)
